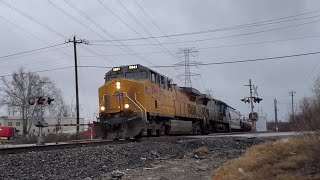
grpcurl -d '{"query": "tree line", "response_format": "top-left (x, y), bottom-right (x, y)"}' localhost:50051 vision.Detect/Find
top-left (291, 77), bottom-right (320, 131)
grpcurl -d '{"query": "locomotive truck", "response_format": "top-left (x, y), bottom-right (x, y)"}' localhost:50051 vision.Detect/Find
top-left (94, 64), bottom-right (251, 140)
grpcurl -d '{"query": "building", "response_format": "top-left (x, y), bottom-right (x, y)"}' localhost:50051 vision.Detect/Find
top-left (0, 116), bottom-right (85, 135)
top-left (256, 115), bottom-right (267, 132)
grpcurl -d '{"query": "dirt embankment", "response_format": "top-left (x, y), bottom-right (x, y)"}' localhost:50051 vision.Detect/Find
top-left (213, 133), bottom-right (320, 180)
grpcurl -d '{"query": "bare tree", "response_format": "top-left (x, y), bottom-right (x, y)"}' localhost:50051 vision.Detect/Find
top-left (0, 67), bottom-right (70, 135)
top-left (291, 76), bottom-right (320, 131)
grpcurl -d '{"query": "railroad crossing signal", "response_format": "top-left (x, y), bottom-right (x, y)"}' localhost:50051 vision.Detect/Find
top-left (47, 97), bottom-right (54, 105)
top-left (252, 97), bottom-right (263, 103)
top-left (241, 97), bottom-right (263, 104)
top-left (241, 98), bottom-right (250, 103)
top-left (28, 97), bottom-right (54, 105)
top-left (37, 97), bottom-right (45, 105)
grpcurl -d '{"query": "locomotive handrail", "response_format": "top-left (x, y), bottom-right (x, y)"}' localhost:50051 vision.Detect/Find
top-left (134, 92), bottom-right (147, 122)
top-left (122, 92), bottom-right (144, 118)
top-left (196, 107), bottom-right (206, 121)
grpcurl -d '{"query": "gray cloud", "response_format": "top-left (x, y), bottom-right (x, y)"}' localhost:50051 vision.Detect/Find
top-left (1, 0), bottom-right (320, 121)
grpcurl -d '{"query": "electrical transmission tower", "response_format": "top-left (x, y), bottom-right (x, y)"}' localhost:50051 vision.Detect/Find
top-left (175, 48), bottom-right (200, 87)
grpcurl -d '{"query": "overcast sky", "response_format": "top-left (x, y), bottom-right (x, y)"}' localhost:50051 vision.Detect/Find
top-left (1, 0), bottom-right (320, 122)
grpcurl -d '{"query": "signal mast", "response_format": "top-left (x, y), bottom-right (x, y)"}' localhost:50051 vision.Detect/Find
top-left (241, 79), bottom-right (262, 131)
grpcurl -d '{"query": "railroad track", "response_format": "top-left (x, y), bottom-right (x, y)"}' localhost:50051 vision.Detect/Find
top-left (0, 131), bottom-right (273, 154)
top-left (0, 139), bottom-right (132, 155)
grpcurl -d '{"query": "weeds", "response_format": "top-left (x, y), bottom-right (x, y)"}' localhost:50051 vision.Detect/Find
top-left (212, 133), bottom-right (320, 180)
top-left (194, 146), bottom-right (209, 156)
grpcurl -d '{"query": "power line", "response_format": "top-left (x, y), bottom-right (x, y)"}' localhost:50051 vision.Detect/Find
top-left (48, 0), bottom-right (120, 65)
top-left (63, 0), bottom-right (154, 65)
top-left (96, 0), bottom-right (178, 61)
top-left (89, 9), bottom-right (320, 42)
top-left (0, 66), bottom-right (74, 78)
top-left (111, 0), bottom-right (178, 59)
top-left (149, 50), bottom-right (320, 68)
top-left (90, 18), bottom-right (320, 45)
top-left (0, 55), bottom-right (71, 71)
top-left (79, 45), bottom-right (116, 65)
top-left (0, 0), bottom-right (67, 39)
top-left (48, 0), bottom-right (106, 40)
top-left (0, 15), bottom-right (51, 45)
top-left (0, 46), bottom-right (72, 70)
top-left (0, 45), bottom-right (71, 65)
top-left (0, 15), bottom-right (72, 59)
top-left (87, 33), bottom-right (320, 57)
top-left (76, 50), bottom-right (320, 69)
top-left (132, 0), bottom-right (169, 37)
top-left (3, 50), bottom-right (320, 78)
top-left (132, 0), bottom-right (184, 54)
top-left (63, 0), bottom-right (177, 78)
top-left (92, 33), bottom-right (320, 48)
top-left (0, 43), bottom-right (67, 60)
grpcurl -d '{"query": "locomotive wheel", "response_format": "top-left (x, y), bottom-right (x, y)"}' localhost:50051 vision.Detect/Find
top-left (147, 129), bottom-right (153, 136)
top-left (156, 129), bottom-right (160, 136)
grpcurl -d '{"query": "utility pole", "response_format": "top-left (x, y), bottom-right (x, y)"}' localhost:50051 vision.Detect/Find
top-left (242, 79), bottom-right (263, 131)
top-left (289, 90), bottom-right (296, 121)
top-left (274, 98), bottom-right (278, 132)
top-left (67, 35), bottom-right (89, 140)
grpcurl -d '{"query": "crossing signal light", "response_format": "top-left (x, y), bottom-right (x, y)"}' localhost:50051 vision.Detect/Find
top-left (256, 97), bottom-right (263, 103)
top-left (28, 98), bottom-right (35, 105)
top-left (37, 97), bottom-right (45, 105)
top-left (47, 97), bottom-right (54, 105)
top-left (241, 98), bottom-right (251, 103)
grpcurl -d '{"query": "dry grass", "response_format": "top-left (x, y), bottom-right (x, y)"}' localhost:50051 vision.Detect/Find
top-left (194, 146), bottom-right (209, 156)
top-left (212, 133), bottom-right (320, 180)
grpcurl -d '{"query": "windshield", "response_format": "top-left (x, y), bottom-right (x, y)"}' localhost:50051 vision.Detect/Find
top-left (125, 71), bottom-right (147, 80)
top-left (105, 73), bottom-right (124, 81)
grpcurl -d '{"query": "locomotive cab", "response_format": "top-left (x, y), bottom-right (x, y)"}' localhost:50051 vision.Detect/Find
top-left (96, 65), bottom-right (152, 139)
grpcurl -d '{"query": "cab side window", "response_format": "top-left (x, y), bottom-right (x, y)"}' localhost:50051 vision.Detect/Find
top-left (167, 79), bottom-right (172, 89)
top-left (151, 72), bottom-right (156, 82)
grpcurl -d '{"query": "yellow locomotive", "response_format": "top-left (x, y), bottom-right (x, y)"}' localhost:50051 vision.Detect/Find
top-left (94, 64), bottom-right (251, 139)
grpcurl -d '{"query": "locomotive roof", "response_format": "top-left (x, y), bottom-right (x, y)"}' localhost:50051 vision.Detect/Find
top-left (107, 64), bottom-right (173, 81)
top-left (197, 94), bottom-right (213, 100)
top-left (180, 87), bottom-right (202, 96)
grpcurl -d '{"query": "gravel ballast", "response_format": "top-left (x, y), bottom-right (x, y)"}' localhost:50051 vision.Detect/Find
top-left (0, 136), bottom-right (277, 180)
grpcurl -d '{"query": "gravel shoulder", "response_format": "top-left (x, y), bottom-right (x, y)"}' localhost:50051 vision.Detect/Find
top-left (0, 136), bottom-right (279, 180)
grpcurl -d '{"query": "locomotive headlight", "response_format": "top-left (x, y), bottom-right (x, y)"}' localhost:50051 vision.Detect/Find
top-left (124, 104), bottom-right (129, 109)
top-left (116, 82), bottom-right (121, 90)
top-left (100, 106), bottom-right (106, 111)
